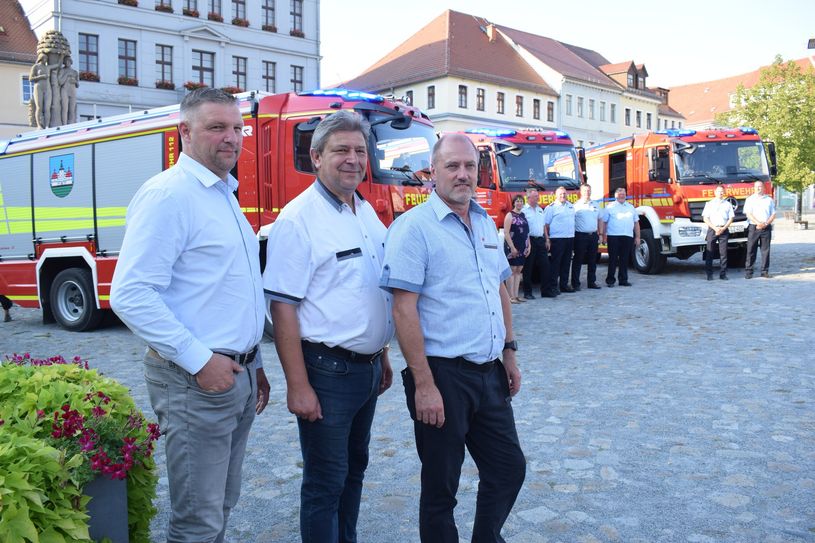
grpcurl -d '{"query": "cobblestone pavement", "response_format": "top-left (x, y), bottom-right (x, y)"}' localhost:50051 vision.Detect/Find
top-left (2, 221), bottom-right (814, 542)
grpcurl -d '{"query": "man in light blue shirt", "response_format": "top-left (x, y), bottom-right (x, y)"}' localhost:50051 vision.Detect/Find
top-left (702, 184), bottom-right (735, 280)
top-left (521, 185), bottom-right (555, 298)
top-left (111, 89), bottom-right (269, 543)
top-left (543, 186), bottom-right (576, 293)
top-left (601, 187), bottom-right (640, 287)
top-left (381, 134), bottom-right (525, 542)
top-left (743, 181), bottom-right (776, 278)
top-left (571, 183), bottom-right (603, 290)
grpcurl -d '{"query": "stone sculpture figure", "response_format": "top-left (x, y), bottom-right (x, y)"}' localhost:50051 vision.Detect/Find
top-left (29, 54), bottom-right (52, 129)
top-left (58, 57), bottom-right (79, 125)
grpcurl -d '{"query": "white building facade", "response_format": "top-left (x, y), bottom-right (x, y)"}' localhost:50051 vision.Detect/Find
top-left (20, 0), bottom-right (320, 120)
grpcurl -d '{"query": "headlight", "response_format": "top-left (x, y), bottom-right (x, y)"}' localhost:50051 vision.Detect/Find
top-left (678, 226), bottom-right (702, 237)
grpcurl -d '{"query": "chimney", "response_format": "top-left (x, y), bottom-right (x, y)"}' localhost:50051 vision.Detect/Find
top-left (487, 24), bottom-right (496, 42)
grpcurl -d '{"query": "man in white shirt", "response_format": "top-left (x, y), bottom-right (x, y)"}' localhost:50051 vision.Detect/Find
top-left (743, 181), bottom-right (776, 279)
top-left (521, 186), bottom-right (555, 298)
top-left (111, 88), bottom-right (269, 542)
top-left (571, 183), bottom-right (603, 290)
top-left (543, 186), bottom-right (576, 293)
top-left (263, 110), bottom-right (393, 543)
top-left (702, 185), bottom-right (735, 280)
top-left (601, 187), bottom-right (640, 287)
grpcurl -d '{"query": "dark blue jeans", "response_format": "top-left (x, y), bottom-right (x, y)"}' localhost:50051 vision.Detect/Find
top-left (298, 346), bottom-right (382, 543)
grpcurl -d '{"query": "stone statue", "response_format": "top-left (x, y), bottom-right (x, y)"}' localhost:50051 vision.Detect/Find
top-left (30, 30), bottom-right (76, 129)
top-left (58, 57), bottom-right (79, 125)
top-left (29, 54), bottom-right (52, 129)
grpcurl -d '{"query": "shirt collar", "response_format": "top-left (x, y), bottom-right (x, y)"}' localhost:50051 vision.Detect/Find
top-left (522, 203), bottom-right (542, 212)
top-left (313, 179), bottom-right (366, 213)
top-left (429, 190), bottom-right (487, 222)
top-left (177, 153), bottom-right (239, 192)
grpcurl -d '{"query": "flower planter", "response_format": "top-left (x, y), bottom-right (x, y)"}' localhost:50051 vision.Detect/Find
top-left (207, 12), bottom-right (223, 22)
top-left (232, 17), bottom-right (249, 27)
top-left (262, 24), bottom-right (277, 32)
top-left (85, 475), bottom-right (129, 543)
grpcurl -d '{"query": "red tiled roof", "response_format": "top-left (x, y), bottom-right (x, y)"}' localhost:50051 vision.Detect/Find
top-left (669, 57), bottom-right (815, 126)
top-left (341, 10), bottom-right (556, 95)
top-left (599, 61), bottom-right (634, 75)
top-left (0, 1), bottom-right (37, 64)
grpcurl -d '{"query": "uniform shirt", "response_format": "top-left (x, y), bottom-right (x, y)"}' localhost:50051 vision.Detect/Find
top-left (543, 200), bottom-right (576, 238)
top-left (743, 193), bottom-right (776, 224)
top-left (521, 203), bottom-right (545, 237)
top-left (702, 197), bottom-right (735, 227)
top-left (380, 191), bottom-right (510, 363)
top-left (573, 199), bottom-right (601, 233)
top-left (263, 180), bottom-right (393, 355)
top-left (603, 201), bottom-right (640, 237)
top-left (110, 152), bottom-right (264, 375)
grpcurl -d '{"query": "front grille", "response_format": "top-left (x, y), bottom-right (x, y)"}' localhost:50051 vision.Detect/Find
top-left (689, 198), bottom-right (746, 223)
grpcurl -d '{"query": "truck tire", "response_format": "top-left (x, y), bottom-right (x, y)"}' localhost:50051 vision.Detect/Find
top-left (634, 229), bottom-right (667, 275)
top-left (49, 268), bottom-right (103, 332)
top-left (727, 245), bottom-right (747, 268)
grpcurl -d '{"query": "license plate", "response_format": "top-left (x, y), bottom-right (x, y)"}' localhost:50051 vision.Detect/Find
top-left (730, 224), bottom-right (745, 233)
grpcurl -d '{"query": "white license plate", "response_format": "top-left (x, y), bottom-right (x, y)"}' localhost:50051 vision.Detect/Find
top-left (730, 224), bottom-right (745, 233)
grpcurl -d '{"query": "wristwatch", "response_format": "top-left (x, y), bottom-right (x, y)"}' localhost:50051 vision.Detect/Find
top-left (503, 340), bottom-right (518, 352)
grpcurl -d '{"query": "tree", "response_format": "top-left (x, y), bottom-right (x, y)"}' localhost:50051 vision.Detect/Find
top-left (717, 56), bottom-right (815, 218)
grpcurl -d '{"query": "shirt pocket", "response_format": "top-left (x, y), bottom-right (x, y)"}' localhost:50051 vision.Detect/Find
top-left (334, 247), bottom-right (366, 289)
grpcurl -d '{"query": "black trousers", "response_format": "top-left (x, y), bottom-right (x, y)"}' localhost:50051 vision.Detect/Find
top-left (705, 228), bottom-right (730, 276)
top-left (571, 231), bottom-right (599, 287)
top-left (548, 237), bottom-right (574, 291)
top-left (0, 295), bottom-right (11, 311)
top-left (402, 357), bottom-right (526, 543)
top-left (606, 235), bottom-right (633, 285)
top-left (746, 224), bottom-right (772, 273)
top-left (522, 236), bottom-right (551, 296)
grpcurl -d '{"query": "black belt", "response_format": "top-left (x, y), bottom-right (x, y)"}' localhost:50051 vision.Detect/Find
top-left (302, 341), bottom-right (383, 364)
top-left (576, 231), bottom-right (597, 235)
top-left (213, 345), bottom-right (258, 366)
top-left (530, 235), bottom-right (544, 239)
top-left (428, 356), bottom-right (496, 373)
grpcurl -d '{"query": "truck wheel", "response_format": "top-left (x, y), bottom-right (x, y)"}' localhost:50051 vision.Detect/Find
top-left (634, 230), bottom-right (666, 275)
top-left (727, 245), bottom-right (747, 268)
top-left (49, 268), bottom-right (103, 332)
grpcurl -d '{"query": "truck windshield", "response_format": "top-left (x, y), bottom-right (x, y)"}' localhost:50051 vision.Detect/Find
top-left (675, 140), bottom-right (770, 185)
top-left (496, 144), bottom-right (581, 189)
top-left (370, 119), bottom-right (436, 186)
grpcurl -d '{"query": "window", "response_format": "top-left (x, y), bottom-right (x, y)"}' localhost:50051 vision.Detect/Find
top-left (156, 0), bottom-right (172, 9)
top-left (21, 75), bottom-right (32, 103)
top-left (610, 103), bottom-right (617, 123)
top-left (405, 90), bottom-right (413, 105)
top-left (565, 94), bottom-right (572, 116)
top-left (262, 0), bottom-right (275, 27)
top-left (290, 0), bottom-right (303, 32)
top-left (427, 85), bottom-right (435, 109)
top-left (515, 95), bottom-right (523, 117)
top-left (78, 33), bottom-right (98, 75)
top-left (192, 50), bottom-right (214, 86)
top-left (547, 101), bottom-right (554, 122)
top-left (636, 110), bottom-right (642, 128)
top-left (155, 45), bottom-right (172, 83)
top-left (627, 73), bottom-right (634, 87)
top-left (624, 107), bottom-right (631, 126)
top-left (458, 85), bottom-right (467, 108)
top-left (658, 119), bottom-right (662, 130)
top-left (576, 96), bottom-right (583, 118)
top-left (118, 39), bottom-right (137, 79)
top-left (476, 88), bottom-right (485, 111)
top-left (290, 65), bottom-right (303, 92)
top-left (678, 121), bottom-right (682, 128)
top-left (646, 112), bottom-right (652, 130)
top-left (638, 76), bottom-right (645, 89)
top-left (184, 0), bottom-right (197, 10)
top-left (588, 99), bottom-right (595, 120)
top-left (232, 0), bottom-right (245, 20)
top-left (671, 120), bottom-right (676, 129)
top-left (533, 98), bottom-right (540, 120)
top-left (496, 92), bottom-right (505, 114)
top-left (599, 101), bottom-right (606, 122)
top-left (262, 61), bottom-right (275, 92)
top-left (208, 0), bottom-right (221, 15)
top-left (232, 56), bottom-right (246, 90)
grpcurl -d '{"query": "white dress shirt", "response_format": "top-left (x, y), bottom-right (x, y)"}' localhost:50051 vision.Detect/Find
top-left (521, 204), bottom-right (545, 237)
top-left (263, 181), bottom-right (394, 355)
top-left (110, 153), bottom-right (264, 374)
top-left (702, 197), bottom-right (735, 227)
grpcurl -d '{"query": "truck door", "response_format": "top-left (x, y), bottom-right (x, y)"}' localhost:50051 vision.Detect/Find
top-left (608, 151), bottom-right (627, 200)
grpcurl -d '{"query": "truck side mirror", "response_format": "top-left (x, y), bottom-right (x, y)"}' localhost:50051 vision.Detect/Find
top-left (577, 148), bottom-right (587, 182)
top-left (767, 141), bottom-right (778, 176)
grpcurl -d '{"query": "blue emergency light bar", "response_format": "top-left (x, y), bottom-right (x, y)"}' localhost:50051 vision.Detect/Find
top-left (657, 129), bottom-right (697, 137)
top-left (300, 89), bottom-right (385, 103)
top-left (465, 128), bottom-right (517, 137)
top-left (738, 127), bottom-right (758, 134)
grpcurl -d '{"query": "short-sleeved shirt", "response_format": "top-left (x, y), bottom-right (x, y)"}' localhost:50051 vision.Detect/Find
top-left (543, 200), bottom-right (576, 238)
top-left (521, 203), bottom-right (545, 237)
top-left (574, 199), bottom-right (601, 233)
top-left (380, 191), bottom-right (510, 363)
top-left (603, 201), bottom-right (639, 237)
top-left (263, 180), bottom-right (393, 354)
top-left (702, 197), bottom-right (735, 227)
top-left (743, 193), bottom-right (776, 224)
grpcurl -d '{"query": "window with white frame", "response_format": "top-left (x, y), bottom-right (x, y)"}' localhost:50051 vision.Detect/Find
top-left (599, 101), bottom-right (606, 121)
top-left (610, 103), bottom-right (616, 123)
top-left (78, 33), bottom-right (98, 75)
top-left (476, 88), bottom-right (485, 111)
top-left (458, 85), bottom-right (467, 108)
top-left (192, 50), bottom-right (214, 86)
top-left (624, 107), bottom-right (631, 126)
top-left (405, 90), bottom-right (413, 105)
top-left (290, 0), bottom-right (303, 32)
top-left (155, 45), bottom-right (173, 84)
top-left (118, 39), bottom-right (137, 79)
top-left (21, 75), bottom-right (32, 103)
top-left (497, 92), bottom-right (505, 114)
top-left (232, 56), bottom-right (246, 90)
top-left (290, 65), bottom-right (303, 92)
top-left (636, 110), bottom-right (642, 128)
top-left (646, 112), bottom-right (652, 130)
top-left (565, 94), bottom-right (572, 116)
top-left (262, 0), bottom-right (275, 27)
top-left (533, 98), bottom-right (540, 120)
top-left (588, 98), bottom-right (595, 120)
top-left (515, 95), bottom-right (523, 117)
top-left (427, 85), bottom-right (435, 109)
top-left (547, 101), bottom-right (554, 122)
top-left (262, 61), bottom-right (275, 92)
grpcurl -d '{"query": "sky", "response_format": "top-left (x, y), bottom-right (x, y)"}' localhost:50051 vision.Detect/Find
top-left (319, 0), bottom-right (815, 89)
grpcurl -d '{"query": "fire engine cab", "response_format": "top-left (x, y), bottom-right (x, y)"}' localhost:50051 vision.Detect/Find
top-left (0, 89), bottom-right (436, 331)
top-left (584, 127), bottom-right (777, 274)
top-left (458, 128), bottom-right (585, 228)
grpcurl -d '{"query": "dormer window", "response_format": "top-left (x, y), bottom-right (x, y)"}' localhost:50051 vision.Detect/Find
top-left (627, 73), bottom-right (634, 87)
top-left (638, 76), bottom-right (645, 89)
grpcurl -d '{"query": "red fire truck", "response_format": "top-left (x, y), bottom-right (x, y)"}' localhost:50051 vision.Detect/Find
top-left (0, 89), bottom-right (436, 331)
top-left (584, 127), bottom-right (777, 274)
top-left (458, 128), bottom-right (585, 228)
